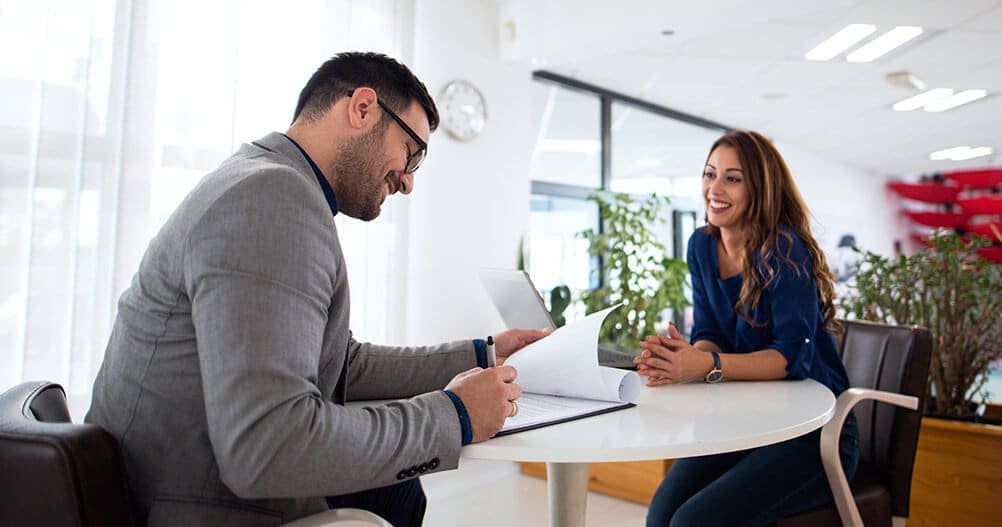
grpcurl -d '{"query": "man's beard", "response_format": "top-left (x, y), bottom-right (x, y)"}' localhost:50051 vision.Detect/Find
top-left (332, 127), bottom-right (386, 221)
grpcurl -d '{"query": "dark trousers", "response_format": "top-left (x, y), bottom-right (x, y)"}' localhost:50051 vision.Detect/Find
top-left (646, 414), bottom-right (859, 527)
top-left (326, 479), bottom-right (426, 527)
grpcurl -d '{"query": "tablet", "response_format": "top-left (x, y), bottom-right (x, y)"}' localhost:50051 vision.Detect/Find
top-left (478, 269), bottom-right (556, 330)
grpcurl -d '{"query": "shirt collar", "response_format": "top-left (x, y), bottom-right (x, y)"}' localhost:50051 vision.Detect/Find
top-left (282, 134), bottom-right (338, 217)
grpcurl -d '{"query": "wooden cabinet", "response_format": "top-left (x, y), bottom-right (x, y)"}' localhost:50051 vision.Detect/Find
top-left (907, 417), bottom-right (1002, 527)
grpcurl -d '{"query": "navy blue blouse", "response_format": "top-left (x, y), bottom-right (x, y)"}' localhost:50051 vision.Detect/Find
top-left (687, 226), bottom-right (849, 395)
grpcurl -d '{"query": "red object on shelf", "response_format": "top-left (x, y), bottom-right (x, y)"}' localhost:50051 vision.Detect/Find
top-left (903, 211), bottom-right (970, 228)
top-left (965, 220), bottom-right (1002, 242)
top-left (910, 233), bottom-right (933, 247)
top-left (887, 181), bottom-right (962, 203)
top-left (977, 246), bottom-right (1002, 264)
top-left (957, 194), bottom-right (1002, 215)
top-left (944, 169), bottom-right (1002, 189)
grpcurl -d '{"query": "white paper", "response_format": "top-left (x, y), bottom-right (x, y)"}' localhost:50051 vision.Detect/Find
top-left (503, 303), bottom-right (640, 403)
top-left (500, 393), bottom-right (628, 433)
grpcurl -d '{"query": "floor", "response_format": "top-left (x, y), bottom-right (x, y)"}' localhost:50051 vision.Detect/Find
top-left (422, 459), bottom-right (648, 526)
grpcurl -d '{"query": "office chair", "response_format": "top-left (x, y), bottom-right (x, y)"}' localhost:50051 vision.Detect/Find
top-left (776, 320), bottom-right (932, 527)
top-left (0, 381), bottom-right (391, 527)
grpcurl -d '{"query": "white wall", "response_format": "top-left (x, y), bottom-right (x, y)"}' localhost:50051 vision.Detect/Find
top-left (401, 1), bottom-right (904, 345)
top-left (405, 0), bottom-right (533, 344)
top-left (776, 140), bottom-right (904, 258)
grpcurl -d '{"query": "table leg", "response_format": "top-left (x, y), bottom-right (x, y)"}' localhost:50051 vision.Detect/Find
top-left (545, 462), bottom-right (590, 527)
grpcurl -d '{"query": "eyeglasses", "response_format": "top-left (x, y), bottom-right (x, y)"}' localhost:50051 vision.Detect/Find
top-left (347, 90), bottom-right (428, 173)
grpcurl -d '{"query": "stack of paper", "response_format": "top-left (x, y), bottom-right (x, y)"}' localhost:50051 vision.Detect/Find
top-left (499, 304), bottom-right (640, 435)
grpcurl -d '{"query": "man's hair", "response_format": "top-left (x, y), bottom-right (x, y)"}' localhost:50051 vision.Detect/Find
top-left (292, 52), bottom-right (439, 132)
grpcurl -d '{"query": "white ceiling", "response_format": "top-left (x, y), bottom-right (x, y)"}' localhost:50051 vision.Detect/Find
top-left (509, 0), bottom-right (1002, 176)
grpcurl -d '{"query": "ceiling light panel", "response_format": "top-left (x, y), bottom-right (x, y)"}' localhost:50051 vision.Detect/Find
top-left (893, 88), bottom-right (953, 111)
top-left (846, 26), bottom-right (923, 63)
top-left (805, 24), bottom-right (876, 61)
top-left (951, 146), bottom-right (992, 160)
top-left (923, 89), bottom-right (988, 112)
top-left (929, 146), bottom-right (993, 161)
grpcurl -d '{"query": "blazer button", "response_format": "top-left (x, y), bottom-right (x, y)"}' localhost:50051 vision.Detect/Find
top-left (429, 458), bottom-right (440, 469)
top-left (407, 467), bottom-right (419, 477)
top-left (418, 463), bottom-right (429, 473)
top-left (396, 470), bottom-right (407, 480)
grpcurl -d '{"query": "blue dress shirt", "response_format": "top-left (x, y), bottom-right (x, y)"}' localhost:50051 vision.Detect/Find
top-left (687, 226), bottom-right (849, 395)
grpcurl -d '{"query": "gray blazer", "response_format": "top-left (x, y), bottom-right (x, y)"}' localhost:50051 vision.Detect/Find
top-left (87, 132), bottom-right (477, 526)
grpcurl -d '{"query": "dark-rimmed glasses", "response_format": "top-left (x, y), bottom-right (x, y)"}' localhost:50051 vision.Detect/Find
top-left (347, 90), bottom-right (428, 173)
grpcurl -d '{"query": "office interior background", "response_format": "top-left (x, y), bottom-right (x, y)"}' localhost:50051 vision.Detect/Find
top-left (2, 0), bottom-right (1001, 523)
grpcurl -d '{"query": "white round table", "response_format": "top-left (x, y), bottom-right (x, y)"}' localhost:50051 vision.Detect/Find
top-left (461, 379), bottom-right (836, 527)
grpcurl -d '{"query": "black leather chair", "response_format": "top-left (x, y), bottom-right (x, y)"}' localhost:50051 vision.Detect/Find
top-left (777, 319), bottom-right (932, 527)
top-left (0, 381), bottom-right (392, 527)
top-left (0, 380), bottom-right (136, 526)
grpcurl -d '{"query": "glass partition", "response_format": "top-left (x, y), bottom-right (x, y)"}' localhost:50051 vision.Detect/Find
top-left (529, 83), bottom-right (602, 188)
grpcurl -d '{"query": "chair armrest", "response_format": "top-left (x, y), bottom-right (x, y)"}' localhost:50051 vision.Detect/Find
top-left (279, 508), bottom-right (393, 527)
top-left (820, 387), bottom-right (918, 527)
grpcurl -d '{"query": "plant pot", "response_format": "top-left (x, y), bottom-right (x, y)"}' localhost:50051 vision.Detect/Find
top-left (908, 416), bottom-right (1002, 526)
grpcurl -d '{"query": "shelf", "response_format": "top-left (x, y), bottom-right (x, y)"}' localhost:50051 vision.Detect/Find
top-left (887, 181), bottom-right (962, 204)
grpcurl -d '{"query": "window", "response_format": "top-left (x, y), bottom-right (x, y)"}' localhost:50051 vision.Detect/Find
top-left (527, 71), bottom-right (730, 331)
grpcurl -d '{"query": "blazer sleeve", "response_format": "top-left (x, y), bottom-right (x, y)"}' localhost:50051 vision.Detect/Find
top-left (763, 236), bottom-right (819, 380)
top-left (185, 168), bottom-right (463, 499)
top-left (687, 231), bottom-right (729, 351)
top-left (345, 335), bottom-right (479, 401)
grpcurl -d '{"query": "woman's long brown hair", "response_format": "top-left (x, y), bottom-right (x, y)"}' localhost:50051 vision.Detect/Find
top-left (703, 130), bottom-right (839, 333)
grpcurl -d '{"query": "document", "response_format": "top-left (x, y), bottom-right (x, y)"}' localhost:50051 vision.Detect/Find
top-left (498, 304), bottom-right (641, 436)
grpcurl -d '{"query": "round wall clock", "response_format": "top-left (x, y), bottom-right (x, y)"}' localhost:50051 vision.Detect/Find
top-left (439, 80), bottom-right (487, 142)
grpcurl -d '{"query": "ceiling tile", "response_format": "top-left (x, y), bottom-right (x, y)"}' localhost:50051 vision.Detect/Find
top-left (844, 0), bottom-right (1000, 28)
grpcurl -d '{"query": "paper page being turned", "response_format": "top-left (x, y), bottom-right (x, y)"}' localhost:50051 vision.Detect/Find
top-left (498, 304), bottom-right (641, 435)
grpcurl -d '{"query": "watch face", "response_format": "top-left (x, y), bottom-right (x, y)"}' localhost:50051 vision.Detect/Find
top-left (707, 370), bottom-right (723, 383)
top-left (439, 80), bottom-right (486, 142)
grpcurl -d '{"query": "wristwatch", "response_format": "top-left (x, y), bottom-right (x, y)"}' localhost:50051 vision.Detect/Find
top-left (705, 351), bottom-right (723, 383)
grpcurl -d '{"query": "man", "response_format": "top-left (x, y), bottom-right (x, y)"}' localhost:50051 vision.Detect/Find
top-left (87, 52), bottom-right (547, 527)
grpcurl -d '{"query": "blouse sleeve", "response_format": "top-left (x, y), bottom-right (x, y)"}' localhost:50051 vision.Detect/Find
top-left (688, 231), bottom-right (729, 352)
top-left (764, 235), bottom-right (819, 380)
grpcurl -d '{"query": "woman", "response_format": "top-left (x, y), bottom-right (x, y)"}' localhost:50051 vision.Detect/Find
top-left (634, 130), bottom-right (859, 527)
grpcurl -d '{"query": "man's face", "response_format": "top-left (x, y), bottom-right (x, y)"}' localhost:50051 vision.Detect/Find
top-left (333, 100), bottom-right (430, 221)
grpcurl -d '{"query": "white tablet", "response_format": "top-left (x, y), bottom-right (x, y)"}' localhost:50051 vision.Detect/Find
top-left (479, 269), bottom-right (556, 330)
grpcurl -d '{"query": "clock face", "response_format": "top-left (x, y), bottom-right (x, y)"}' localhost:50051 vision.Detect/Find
top-left (439, 80), bottom-right (486, 142)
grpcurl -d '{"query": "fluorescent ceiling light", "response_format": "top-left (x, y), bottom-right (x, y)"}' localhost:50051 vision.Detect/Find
top-left (929, 146), bottom-right (993, 161)
top-left (893, 88), bottom-right (953, 111)
top-left (805, 24), bottom-right (876, 61)
top-left (951, 146), bottom-right (993, 160)
top-left (923, 89), bottom-right (988, 112)
top-left (846, 26), bottom-right (923, 62)
top-left (929, 147), bottom-right (969, 160)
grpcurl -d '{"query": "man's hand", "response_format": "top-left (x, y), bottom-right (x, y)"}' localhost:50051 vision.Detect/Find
top-left (494, 327), bottom-right (552, 364)
top-left (445, 365), bottom-right (522, 442)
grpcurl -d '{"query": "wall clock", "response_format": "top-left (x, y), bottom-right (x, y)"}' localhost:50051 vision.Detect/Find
top-left (439, 80), bottom-right (487, 142)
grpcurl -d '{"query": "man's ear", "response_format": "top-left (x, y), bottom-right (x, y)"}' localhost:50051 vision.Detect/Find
top-left (346, 87), bottom-right (378, 131)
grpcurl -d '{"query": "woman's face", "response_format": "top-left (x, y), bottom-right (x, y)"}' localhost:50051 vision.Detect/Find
top-left (702, 146), bottom-right (749, 231)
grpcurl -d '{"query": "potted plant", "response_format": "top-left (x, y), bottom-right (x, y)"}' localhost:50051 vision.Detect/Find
top-left (579, 192), bottom-right (690, 352)
top-left (838, 233), bottom-right (1002, 418)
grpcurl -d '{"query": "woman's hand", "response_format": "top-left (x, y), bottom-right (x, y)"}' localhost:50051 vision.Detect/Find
top-left (494, 327), bottom-right (552, 364)
top-left (634, 324), bottom-right (714, 386)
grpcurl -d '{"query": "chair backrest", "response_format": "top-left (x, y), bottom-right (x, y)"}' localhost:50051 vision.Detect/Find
top-left (0, 381), bottom-right (135, 527)
top-left (836, 319), bottom-right (932, 518)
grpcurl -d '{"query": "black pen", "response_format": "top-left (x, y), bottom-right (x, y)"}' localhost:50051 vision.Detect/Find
top-left (486, 335), bottom-right (496, 367)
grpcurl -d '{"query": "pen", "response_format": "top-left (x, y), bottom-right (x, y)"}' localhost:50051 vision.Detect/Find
top-left (486, 335), bottom-right (496, 367)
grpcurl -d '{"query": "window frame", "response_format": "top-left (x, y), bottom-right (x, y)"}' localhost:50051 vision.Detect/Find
top-left (530, 70), bottom-right (733, 329)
